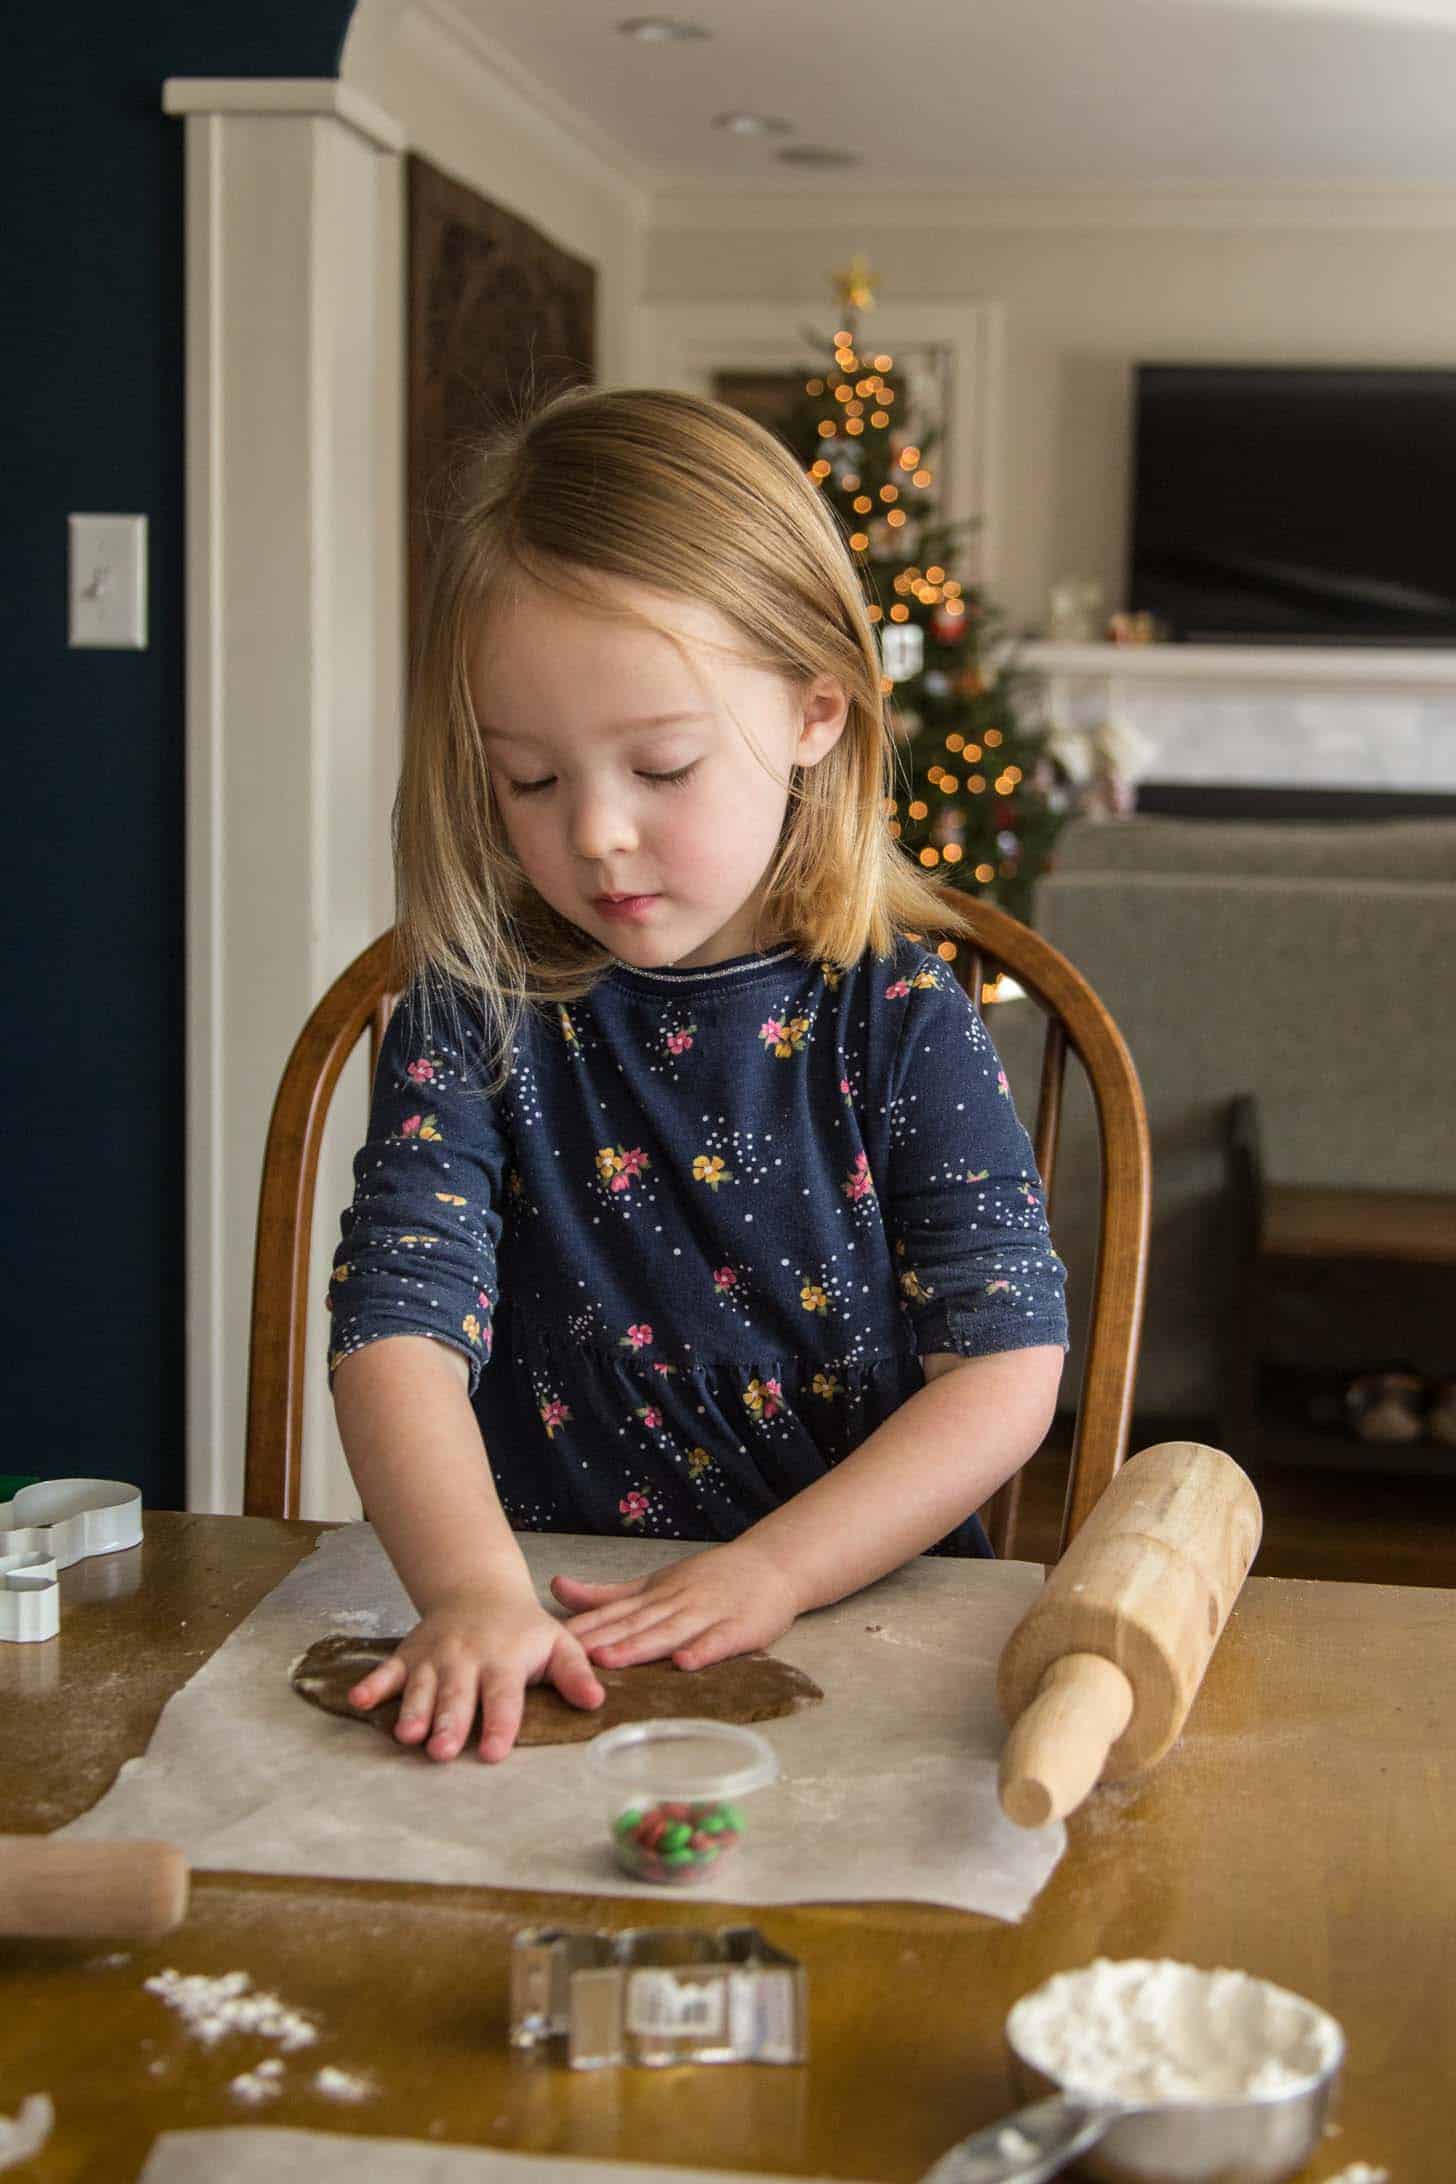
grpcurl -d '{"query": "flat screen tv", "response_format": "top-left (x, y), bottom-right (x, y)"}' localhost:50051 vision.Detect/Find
top-left (1128, 364), bottom-right (1456, 645)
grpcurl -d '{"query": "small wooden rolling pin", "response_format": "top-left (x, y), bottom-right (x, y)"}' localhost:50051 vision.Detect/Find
top-left (0, 1839), bottom-right (189, 1938)
top-left (997, 1442), bottom-right (1262, 1828)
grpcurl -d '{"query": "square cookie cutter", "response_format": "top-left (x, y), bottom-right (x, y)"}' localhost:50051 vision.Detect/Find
top-left (0, 1478), bottom-right (143, 1643)
top-left (509, 1923), bottom-right (807, 2071)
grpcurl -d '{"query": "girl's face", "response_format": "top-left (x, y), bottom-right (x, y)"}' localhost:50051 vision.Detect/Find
top-left (470, 574), bottom-right (847, 969)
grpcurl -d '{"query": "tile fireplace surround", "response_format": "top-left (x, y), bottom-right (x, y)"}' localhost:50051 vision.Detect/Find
top-left (1021, 641), bottom-right (1456, 807)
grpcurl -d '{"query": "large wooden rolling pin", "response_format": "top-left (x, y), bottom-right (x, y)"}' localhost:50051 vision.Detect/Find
top-left (0, 1839), bottom-right (189, 1938)
top-left (997, 1442), bottom-right (1262, 1828)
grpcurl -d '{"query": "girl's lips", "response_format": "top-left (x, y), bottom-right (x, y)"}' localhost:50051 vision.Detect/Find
top-left (594, 893), bottom-right (659, 917)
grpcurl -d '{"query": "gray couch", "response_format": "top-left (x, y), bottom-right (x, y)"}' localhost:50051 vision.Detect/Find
top-left (988, 817), bottom-right (1456, 1419)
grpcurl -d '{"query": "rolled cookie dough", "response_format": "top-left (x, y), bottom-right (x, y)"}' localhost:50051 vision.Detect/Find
top-left (289, 1633), bottom-right (823, 1746)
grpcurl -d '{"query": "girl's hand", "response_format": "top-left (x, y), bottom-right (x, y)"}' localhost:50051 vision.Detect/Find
top-left (347, 1589), bottom-right (604, 1763)
top-left (551, 1542), bottom-right (801, 1671)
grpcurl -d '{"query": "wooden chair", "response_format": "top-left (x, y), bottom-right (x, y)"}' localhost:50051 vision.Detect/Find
top-left (245, 892), bottom-right (1150, 1557)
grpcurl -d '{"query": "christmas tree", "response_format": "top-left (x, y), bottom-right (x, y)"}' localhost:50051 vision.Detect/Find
top-left (777, 257), bottom-right (1068, 925)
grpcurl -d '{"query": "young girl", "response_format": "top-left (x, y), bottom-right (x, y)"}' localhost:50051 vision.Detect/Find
top-left (328, 386), bottom-right (1068, 1767)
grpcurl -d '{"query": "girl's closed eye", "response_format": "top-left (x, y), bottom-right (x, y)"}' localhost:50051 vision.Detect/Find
top-left (506, 762), bottom-right (701, 798)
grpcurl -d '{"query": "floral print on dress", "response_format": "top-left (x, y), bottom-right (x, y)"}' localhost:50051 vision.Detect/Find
top-left (742, 1375), bottom-right (784, 1422)
top-left (596, 1144), bottom-right (649, 1193)
top-left (759, 1012), bottom-right (811, 1058)
top-left (327, 936), bottom-right (1068, 1557)
top-left (842, 1151), bottom-right (875, 1202)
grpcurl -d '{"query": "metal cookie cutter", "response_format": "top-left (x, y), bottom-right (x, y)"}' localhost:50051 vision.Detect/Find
top-left (509, 1923), bottom-right (807, 2071)
top-left (0, 1479), bottom-right (143, 1643)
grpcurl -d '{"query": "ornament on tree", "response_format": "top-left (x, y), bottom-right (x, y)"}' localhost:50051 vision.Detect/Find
top-left (880, 621), bottom-right (925, 683)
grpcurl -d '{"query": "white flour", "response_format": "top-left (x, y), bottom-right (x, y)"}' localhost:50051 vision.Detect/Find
top-left (0, 2095), bottom-right (53, 2173)
top-left (144, 1969), bottom-right (320, 2051)
top-left (1325, 2168), bottom-right (1389, 2183)
top-left (1007, 1958), bottom-right (1342, 2103)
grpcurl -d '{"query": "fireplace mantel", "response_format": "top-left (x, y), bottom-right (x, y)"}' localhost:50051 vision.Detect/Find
top-left (1019, 639), bottom-right (1456, 797)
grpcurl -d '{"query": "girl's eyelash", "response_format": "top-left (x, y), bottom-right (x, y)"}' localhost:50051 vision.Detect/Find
top-left (507, 762), bottom-right (700, 798)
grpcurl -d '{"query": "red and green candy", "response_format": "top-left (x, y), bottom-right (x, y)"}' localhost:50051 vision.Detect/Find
top-left (612, 1799), bottom-right (745, 1883)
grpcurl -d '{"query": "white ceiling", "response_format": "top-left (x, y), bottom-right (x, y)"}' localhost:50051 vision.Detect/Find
top-left (440, 0), bottom-right (1456, 192)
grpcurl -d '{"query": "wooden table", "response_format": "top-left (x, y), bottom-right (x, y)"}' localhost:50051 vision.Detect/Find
top-left (4, 1514), bottom-right (1452, 2182)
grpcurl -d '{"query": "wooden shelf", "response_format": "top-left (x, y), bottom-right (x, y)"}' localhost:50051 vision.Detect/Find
top-left (1244, 1421), bottom-right (1456, 1480)
top-left (1261, 1184), bottom-right (1456, 1266)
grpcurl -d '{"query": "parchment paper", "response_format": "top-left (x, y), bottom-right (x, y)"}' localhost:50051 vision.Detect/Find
top-left (138, 2128), bottom-right (876, 2184)
top-left (60, 1526), bottom-right (1064, 1920)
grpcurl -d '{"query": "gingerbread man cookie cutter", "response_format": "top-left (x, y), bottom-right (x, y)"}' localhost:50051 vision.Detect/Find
top-left (0, 1478), bottom-right (143, 1643)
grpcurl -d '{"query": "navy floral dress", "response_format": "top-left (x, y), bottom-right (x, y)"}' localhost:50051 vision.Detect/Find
top-left (327, 935), bottom-right (1069, 1558)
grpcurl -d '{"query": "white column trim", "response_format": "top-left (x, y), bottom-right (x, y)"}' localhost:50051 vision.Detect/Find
top-left (173, 85), bottom-right (405, 1514)
top-left (163, 75), bottom-right (407, 154)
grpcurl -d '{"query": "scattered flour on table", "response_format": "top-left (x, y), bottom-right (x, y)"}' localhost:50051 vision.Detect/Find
top-left (143, 1971), bottom-right (376, 2107)
top-left (314, 2065), bottom-right (374, 2102)
top-left (1006, 1958), bottom-right (1342, 2103)
top-left (0, 2094), bottom-right (54, 2173)
top-left (144, 1969), bottom-right (319, 2050)
top-left (1325, 2167), bottom-right (1389, 2183)
top-left (229, 2059), bottom-right (285, 2106)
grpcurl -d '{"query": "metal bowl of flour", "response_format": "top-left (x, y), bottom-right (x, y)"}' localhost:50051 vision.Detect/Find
top-left (918, 1960), bottom-right (1346, 2184)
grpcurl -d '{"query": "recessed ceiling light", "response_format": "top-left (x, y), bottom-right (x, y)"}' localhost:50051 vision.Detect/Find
top-left (713, 112), bottom-right (794, 136)
top-left (776, 144), bottom-right (862, 168)
top-left (617, 16), bottom-right (711, 39)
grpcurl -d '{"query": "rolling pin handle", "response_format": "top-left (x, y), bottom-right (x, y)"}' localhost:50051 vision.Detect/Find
top-left (0, 1838), bottom-right (190, 1939)
top-left (998, 1652), bottom-right (1135, 1829)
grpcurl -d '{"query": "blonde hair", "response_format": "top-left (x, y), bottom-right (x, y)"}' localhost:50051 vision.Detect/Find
top-left (395, 383), bottom-right (981, 1089)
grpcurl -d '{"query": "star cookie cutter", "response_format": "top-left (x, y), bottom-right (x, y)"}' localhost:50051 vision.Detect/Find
top-left (0, 1478), bottom-right (143, 1643)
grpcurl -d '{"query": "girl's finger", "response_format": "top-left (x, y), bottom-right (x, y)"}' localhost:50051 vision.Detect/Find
top-left (477, 1671), bottom-right (526, 1764)
top-left (426, 1667), bottom-right (481, 1763)
top-left (672, 1621), bottom-right (739, 1672)
top-left (393, 1661), bottom-right (438, 1744)
top-left (550, 1574), bottom-right (640, 1610)
top-left (592, 1610), bottom-right (705, 1669)
top-left (570, 1599), bottom-right (682, 1653)
top-left (348, 1652), bottom-right (408, 1708)
top-left (561, 1590), bottom-right (669, 1640)
top-left (549, 1633), bottom-right (607, 1713)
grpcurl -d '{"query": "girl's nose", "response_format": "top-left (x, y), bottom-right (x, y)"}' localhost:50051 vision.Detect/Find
top-left (568, 785), bottom-right (639, 864)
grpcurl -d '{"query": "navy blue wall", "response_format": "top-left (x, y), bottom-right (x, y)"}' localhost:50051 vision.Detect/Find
top-left (4, 5), bottom-right (357, 1505)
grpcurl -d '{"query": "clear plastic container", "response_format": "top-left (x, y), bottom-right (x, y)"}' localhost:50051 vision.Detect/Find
top-left (587, 1718), bottom-right (780, 1886)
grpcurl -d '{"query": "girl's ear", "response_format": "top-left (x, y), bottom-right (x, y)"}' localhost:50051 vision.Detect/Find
top-left (796, 675), bottom-right (850, 768)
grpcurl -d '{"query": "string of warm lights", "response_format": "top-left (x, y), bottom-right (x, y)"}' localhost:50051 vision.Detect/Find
top-left (785, 258), bottom-right (1067, 928)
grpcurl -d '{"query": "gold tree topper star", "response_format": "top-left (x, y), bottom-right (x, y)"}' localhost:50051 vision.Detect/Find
top-left (832, 255), bottom-right (876, 317)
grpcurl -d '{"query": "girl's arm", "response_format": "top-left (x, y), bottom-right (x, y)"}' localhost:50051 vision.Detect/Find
top-left (553, 1342), bottom-right (1063, 1669)
top-left (334, 1336), bottom-right (603, 1759)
